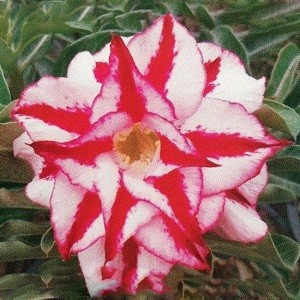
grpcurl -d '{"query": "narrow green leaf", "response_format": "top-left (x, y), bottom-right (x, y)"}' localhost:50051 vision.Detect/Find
top-left (0, 188), bottom-right (44, 209)
top-left (40, 227), bottom-right (55, 256)
top-left (0, 240), bottom-right (59, 262)
top-left (163, 0), bottom-right (194, 18)
top-left (0, 220), bottom-right (49, 239)
top-left (266, 43), bottom-right (300, 102)
top-left (115, 10), bottom-right (150, 31)
top-left (0, 274), bottom-right (43, 290)
top-left (272, 234), bottom-right (300, 270)
top-left (267, 146), bottom-right (300, 173)
top-left (259, 183), bottom-right (297, 204)
top-left (270, 174), bottom-right (300, 196)
top-left (187, 3), bottom-right (215, 29)
top-left (0, 39), bottom-right (17, 72)
top-left (255, 99), bottom-right (300, 139)
top-left (244, 19), bottom-right (300, 53)
top-left (0, 65), bottom-right (11, 105)
top-left (212, 25), bottom-right (249, 69)
top-left (0, 98), bottom-right (17, 123)
top-left (207, 233), bottom-right (300, 271)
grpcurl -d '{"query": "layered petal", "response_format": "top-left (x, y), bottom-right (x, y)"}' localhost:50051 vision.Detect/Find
top-left (197, 194), bottom-right (225, 233)
top-left (181, 97), bottom-right (289, 195)
top-left (91, 35), bottom-right (176, 123)
top-left (214, 198), bottom-right (268, 243)
top-left (51, 172), bottom-right (104, 259)
top-left (199, 42), bottom-right (265, 112)
top-left (236, 163), bottom-right (268, 205)
top-left (12, 77), bottom-right (100, 142)
top-left (135, 215), bottom-right (209, 269)
top-left (128, 14), bottom-right (205, 120)
top-left (142, 114), bottom-right (214, 167)
top-left (78, 237), bottom-right (173, 296)
top-left (13, 133), bottom-right (53, 207)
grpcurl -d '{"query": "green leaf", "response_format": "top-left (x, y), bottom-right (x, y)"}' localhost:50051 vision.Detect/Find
top-left (0, 220), bottom-right (49, 240)
top-left (40, 227), bottom-right (55, 256)
top-left (186, 3), bottom-right (215, 29)
top-left (244, 19), bottom-right (300, 56)
top-left (0, 100), bottom-right (17, 123)
top-left (163, 0), bottom-right (194, 18)
top-left (0, 65), bottom-right (11, 105)
top-left (267, 145), bottom-right (300, 173)
top-left (0, 188), bottom-right (44, 209)
top-left (207, 233), bottom-right (300, 271)
top-left (270, 174), bottom-right (300, 196)
top-left (0, 39), bottom-right (17, 72)
top-left (255, 99), bottom-right (300, 139)
top-left (0, 240), bottom-right (58, 262)
top-left (115, 10), bottom-right (150, 31)
top-left (266, 43), bottom-right (300, 102)
top-left (212, 25), bottom-right (249, 69)
top-left (0, 274), bottom-right (43, 290)
top-left (226, 277), bottom-right (300, 300)
top-left (259, 183), bottom-right (297, 204)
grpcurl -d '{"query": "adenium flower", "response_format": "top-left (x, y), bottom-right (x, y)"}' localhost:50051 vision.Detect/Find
top-left (12, 14), bottom-right (289, 296)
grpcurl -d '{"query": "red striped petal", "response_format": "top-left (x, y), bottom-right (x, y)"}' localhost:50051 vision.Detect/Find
top-left (142, 114), bottom-right (215, 167)
top-left (128, 14), bottom-right (206, 120)
top-left (149, 168), bottom-right (203, 240)
top-left (51, 173), bottom-right (104, 259)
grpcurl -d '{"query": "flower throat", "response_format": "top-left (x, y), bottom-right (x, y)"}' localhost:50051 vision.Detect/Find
top-left (114, 123), bottom-right (160, 165)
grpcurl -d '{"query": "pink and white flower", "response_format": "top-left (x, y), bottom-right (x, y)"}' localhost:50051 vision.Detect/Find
top-left (12, 14), bottom-right (289, 296)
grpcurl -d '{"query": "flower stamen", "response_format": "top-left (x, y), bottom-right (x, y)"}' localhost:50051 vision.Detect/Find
top-left (114, 123), bottom-right (160, 166)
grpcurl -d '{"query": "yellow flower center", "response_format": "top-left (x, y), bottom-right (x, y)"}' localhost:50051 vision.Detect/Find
top-left (114, 123), bottom-right (160, 166)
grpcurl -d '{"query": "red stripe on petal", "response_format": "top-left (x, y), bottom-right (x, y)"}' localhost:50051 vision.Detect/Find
top-left (122, 238), bottom-right (139, 294)
top-left (145, 14), bottom-right (175, 95)
top-left (31, 137), bottom-right (113, 165)
top-left (110, 35), bottom-right (146, 122)
top-left (151, 169), bottom-right (203, 241)
top-left (14, 104), bottom-right (91, 134)
top-left (94, 62), bottom-right (110, 83)
top-left (63, 191), bottom-right (102, 257)
top-left (159, 134), bottom-right (215, 167)
top-left (186, 131), bottom-right (280, 158)
top-left (105, 183), bottom-right (138, 261)
top-left (161, 214), bottom-right (208, 263)
top-left (203, 57), bottom-right (221, 95)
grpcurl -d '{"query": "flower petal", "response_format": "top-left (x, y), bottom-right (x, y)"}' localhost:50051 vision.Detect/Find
top-left (182, 97), bottom-right (289, 195)
top-left (12, 77), bottom-right (99, 142)
top-left (91, 35), bottom-right (175, 123)
top-left (199, 42), bottom-right (265, 112)
top-left (142, 113), bottom-right (215, 167)
top-left (236, 163), bottom-right (268, 205)
top-left (31, 111), bottom-right (132, 166)
top-left (214, 199), bottom-right (268, 243)
top-left (78, 236), bottom-right (172, 296)
top-left (14, 133), bottom-right (53, 207)
top-left (147, 167), bottom-right (203, 239)
top-left (128, 14), bottom-right (205, 120)
top-left (104, 177), bottom-right (157, 262)
top-left (51, 172), bottom-right (104, 259)
top-left (197, 194), bottom-right (225, 233)
top-left (78, 237), bottom-right (123, 296)
top-left (135, 215), bottom-right (209, 269)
